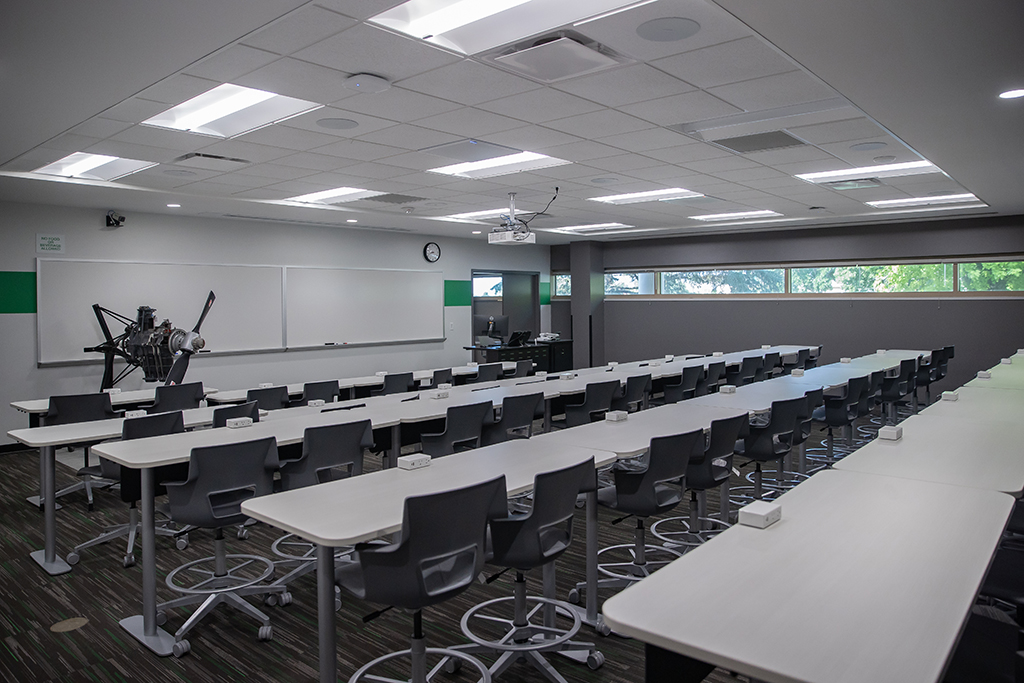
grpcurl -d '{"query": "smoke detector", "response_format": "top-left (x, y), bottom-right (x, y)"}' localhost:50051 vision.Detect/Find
top-left (344, 73), bottom-right (391, 94)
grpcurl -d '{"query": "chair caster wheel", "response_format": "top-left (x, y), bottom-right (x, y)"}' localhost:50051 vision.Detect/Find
top-left (596, 620), bottom-right (612, 637)
top-left (172, 640), bottom-right (191, 658)
top-left (567, 588), bottom-right (580, 604)
top-left (175, 535), bottom-right (189, 550)
top-left (87, 503), bottom-right (94, 512)
top-left (156, 610), bottom-right (167, 626)
top-left (279, 592), bottom-right (292, 606)
top-left (443, 658), bottom-right (462, 674)
top-left (66, 552), bottom-right (80, 566)
top-left (264, 594), bottom-right (278, 607)
top-left (237, 528), bottom-right (249, 541)
top-left (258, 625), bottom-right (273, 641)
top-left (587, 651), bottom-right (605, 670)
top-left (123, 554), bottom-right (136, 568)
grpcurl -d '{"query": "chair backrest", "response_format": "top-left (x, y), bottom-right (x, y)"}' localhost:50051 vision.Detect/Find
top-left (565, 379), bottom-right (620, 427)
top-left (664, 364), bottom-right (704, 404)
top-left (116, 411), bottom-right (187, 502)
top-left (805, 345), bottom-right (823, 369)
top-left (212, 400), bottom-right (260, 428)
top-left (937, 345), bottom-right (954, 380)
top-left (795, 388), bottom-right (825, 445)
top-left (743, 396), bottom-right (805, 462)
top-left (882, 358), bottom-right (918, 398)
top-left (696, 361), bottom-right (726, 396)
top-left (279, 420), bottom-right (371, 490)
top-left (490, 458), bottom-right (596, 569)
top-left (150, 382), bottom-right (204, 413)
top-left (299, 380), bottom-right (341, 405)
top-left (610, 430), bottom-right (703, 517)
top-left (371, 372), bottom-right (415, 396)
top-left (246, 385), bottom-right (290, 411)
top-left (165, 436), bottom-right (279, 528)
top-left (858, 370), bottom-right (886, 415)
top-left (483, 392), bottom-right (543, 446)
top-left (785, 348), bottom-right (811, 373)
top-left (820, 375), bottom-right (869, 427)
top-left (730, 356), bottom-right (762, 385)
top-left (428, 368), bottom-right (452, 389)
top-left (757, 352), bottom-right (781, 381)
top-left (513, 360), bottom-right (534, 377)
top-left (45, 393), bottom-right (120, 426)
top-left (612, 373), bottom-right (652, 412)
top-left (474, 363), bottom-right (504, 383)
top-left (354, 476), bottom-right (507, 610)
top-left (421, 401), bottom-right (494, 456)
top-left (688, 414), bottom-right (746, 491)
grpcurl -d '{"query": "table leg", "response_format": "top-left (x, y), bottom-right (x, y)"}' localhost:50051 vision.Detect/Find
top-left (543, 399), bottom-right (552, 433)
top-left (29, 446), bottom-right (71, 575)
top-left (120, 467), bottom-right (174, 655)
top-left (388, 424), bottom-right (401, 469)
top-left (317, 545), bottom-right (337, 683)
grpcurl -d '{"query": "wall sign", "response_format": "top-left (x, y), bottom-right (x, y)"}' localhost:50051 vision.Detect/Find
top-left (37, 234), bottom-right (65, 254)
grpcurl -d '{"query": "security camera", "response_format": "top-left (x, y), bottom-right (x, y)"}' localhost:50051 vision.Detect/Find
top-left (106, 210), bottom-right (125, 227)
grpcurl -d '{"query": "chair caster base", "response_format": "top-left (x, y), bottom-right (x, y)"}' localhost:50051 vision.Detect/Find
top-left (258, 625), bottom-right (273, 641)
top-left (567, 588), bottom-right (580, 605)
top-left (66, 552), bottom-right (80, 566)
top-left (588, 651), bottom-right (605, 669)
top-left (264, 591), bottom-right (292, 607)
top-left (123, 554), bottom-right (136, 568)
top-left (175, 535), bottom-right (189, 551)
top-left (172, 639), bottom-right (191, 658)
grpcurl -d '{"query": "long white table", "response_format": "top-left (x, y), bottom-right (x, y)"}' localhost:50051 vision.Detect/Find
top-left (921, 385), bottom-right (1024, 422)
top-left (602, 469), bottom-right (1013, 683)
top-left (10, 386), bottom-right (220, 423)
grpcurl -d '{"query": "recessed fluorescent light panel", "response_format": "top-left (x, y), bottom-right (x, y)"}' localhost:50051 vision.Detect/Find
top-left (436, 208), bottom-right (509, 223)
top-left (427, 151), bottom-right (570, 179)
top-left (143, 84), bottom-right (321, 138)
top-left (866, 194), bottom-right (982, 208)
top-left (589, 188), bottom-right (704, 205)
top-left (690, 210), bottom-right (782, 221)
top-left (999, 89), bottom-right (1024, 99)
top-left (369, 0), bottom-right (647, 55)
top-left (286, 187), bottom-right (386, 204)
top-left (33, 152), bottom-right (157, 181)
top-left (865, 204), bottom-right (988, 216)
top-left (543, 222), bottom-right (639, 235)
top-left (796, 160), bottom-right (941, 184)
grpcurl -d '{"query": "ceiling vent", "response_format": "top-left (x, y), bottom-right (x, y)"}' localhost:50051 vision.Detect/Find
top-left (822, 178), bottom-right (883, 191)
top-left (174, 152), bottom-right (251, 171)
top-left (711, 131), bottom-right (806, 154)
top-left (359, 193), bottom-right (428, 205)
top-left (485, 32), bottom-right (630, 83)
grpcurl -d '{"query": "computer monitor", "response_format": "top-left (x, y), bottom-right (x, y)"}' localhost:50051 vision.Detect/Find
top-left (473, 314), bottom-right (509, 344)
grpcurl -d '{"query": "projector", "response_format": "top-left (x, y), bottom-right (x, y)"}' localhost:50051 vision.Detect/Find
top-left (489, 230), bottom-right (536, 245)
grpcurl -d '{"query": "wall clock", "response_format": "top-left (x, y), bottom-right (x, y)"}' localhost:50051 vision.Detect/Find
top-left (423, 242), bottom-right (441, 262)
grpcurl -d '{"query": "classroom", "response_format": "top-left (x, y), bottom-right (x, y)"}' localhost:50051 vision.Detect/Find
top-left (1, 1), bottom-right (1022, 682)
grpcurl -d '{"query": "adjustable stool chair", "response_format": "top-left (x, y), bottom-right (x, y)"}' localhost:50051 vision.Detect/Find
top-left (212, 400), bottom-right (259, 428)
top-left (782, 348), bottom-right (811, 375)
top-left (158, 436), bottom-right (283, 657)
top-left (41, 393), bottom-right (123, 510)
top-left (511, 360), bottom-right (534, 378)
top-left (483, 392), bottom-right (543, 446)
top-left (732, 396), bottom-right (804, 504)
top-left (570, 430), bottom-right (703, 601)
top-left (424, 368), bottom-right (452, 389)
top-left (853, 370), bottom-right (886, 442)
top-left (652, 414), bottom-right (747, 549)
top-left (808, 375), bottom-right (869, 467)
top-left (335, 476), bottom-right (508, 683)
top-left (370, 372), bottom-right (415, 396)
top-left (806, 345), bottom-right (823, 368)
top-left (246, 385), bottom-right (290, 411)
top-left (265, 420), bottom-right (371, 607)
top-left (148, 381), bottom-right (204, 413)
top-left (725, 356), bottom-right (762, 387)
top-left (467, 363), bottom-right (504, 384)
top-left (695, 361), bottom-right (726, 396)
top-left (756, 352), bottom-right (783, 382)
top-left (611, 373), bottom-right (652, 412)
top-left (659, 364), bottom-right (703, 404)
top-left (67, 411), bottom-right (189, 568)
top-left (295, 380), bottom-right (341, 405)
top-left (553, 380), bottom-right (619, 428)
top-left (420, 401), bottom-right (494, 456)
top-left (448, 459), bottom-right (604, 682)
top-left (880, 357), bottom-right (919, 424)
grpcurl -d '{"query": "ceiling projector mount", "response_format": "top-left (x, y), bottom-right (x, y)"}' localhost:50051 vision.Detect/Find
top-left (488, 188), bottom-right (557, 245)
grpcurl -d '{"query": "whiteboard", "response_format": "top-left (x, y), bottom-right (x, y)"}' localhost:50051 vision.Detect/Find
top-left (37, 259), bottom-right (284, 363)
top-left (285, 267), bottom-right (444, 348)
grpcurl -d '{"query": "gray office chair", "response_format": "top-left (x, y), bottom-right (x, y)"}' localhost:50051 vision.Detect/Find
top-left (611, 373), bottom-right (652, 413)
top-left (725, 356), bottom-right (762, 387)
top-left (67, 411), bottom-right (189, 567)
top-left (782, 348), bottom-right (811, 375)
top-left (294, 380), bottom-right (341, 406)
top-left (158, 436), bottom-right (283, 658)
top-left (512, 359), bottom-right (534, 378)
top-left (335, 476), bottom-right (508, 683)
top-left (660, 365), bottom-right (703, 404)
top-left (732, 396), bottom-right (805, 504)
top-left (571, 430), bottom-right (702, 602)
top-left (420, 401), bottom-right (494, 456)
top-left (880, 357), bottom-right (919, 424)
top-left (653, 414), bottom-right (747, 549)
top-left (148, 381), bottom-right (204, 413)
top-left (467, 363), bottom-right (504, 384)
top-left (695, 361), bottom-right (726, 396)
top-left (370, 372), bottom-right (415, 396)
top-left (212, 400), bottom-right (259, 428)
top-left (557, 380), bottom-right (620, 428)
top-left (246, 385), bottom-right (290, 411)
top-left (43, 393), bottom-right (123, 510)
top-left (266, 420), bottom-right (372, 606)
top-left (425, 368), bottom-right (452, 389)
top-left (805, 345), bottom-right (823, 369)
top-left (482, 392), bottom-right (544, 446)
top-left (756, 352), bottom-right (782, 382)
top-left (448, 459), bottom-right (604, 682)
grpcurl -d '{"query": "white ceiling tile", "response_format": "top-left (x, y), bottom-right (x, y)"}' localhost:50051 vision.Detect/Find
top-left (484, 126), bottom-right (582, 154)
top-left (236, 163), bottom-right (315, 181)
top-left (399, 60), bottom-right (539, 106)
top-left (529, 163), bottom-right (601, 180)
top-left (643, 142), bottom-right (732, 164)
top-left (275, 152), bottom-right (349, 171)
top-left (313, 138), bottom-right (405, 162)
top-left (236, 125), bottom-right (341, 151)
top-left (682, 155), bottom-right (760, 174)
top-left (313, 0), bottom-right (404, 21)
top-left (374, 151), bottom-right (452, 171)
top-left (183, 44), bottom-right (281, 82)
top-left (540, 139), bottom-right (625, 162)
top-left (110, 125), bottom-right (213, 153)
top-left (83, 140), bottom-right (184, 163)
top-left (620, 90), bottom-right (741, 126)
top-left (354, 124), bottom-right (460, 151)
top-left (119, 173), bottom-right (196, 190)
top-left (241, 6), bottom-right (358, 55)
top-left (741, 145), bottom-right (837, 165)
top-left (554, 64), bottom-right (695, 107)
top-left (234, 58), bottom-right (358, 104)
top-left (334, 87), bottom-right (461, 123)
top-left (263, 178), bottom-right (338, 194)
top-left (772, 159), bottom-right (852, 176)
top-left (200, 139), bottom-right (294, 163)
top-left (709, 71), bottom-right (837, 111)
top-left (544, 109), bottom-right (653, 139)
top-left (176, 180), bottom-right (261, 196)
top-left (412, 108), bottom-right (526, 138)
top-left (475, 88), bottom-right (603, 124)
top-left (618, 164), bottom-right (697, 182)
top-left (277, 107), bottom-right (396, 138)
top-left (711, 166), bottom-right (788, 182)
top-left (293, 24), bottom-right (460, 82)
top-left (585, 153), bottom-right (665, 172)
top-left (98, 98), bottom-right (169, 124)
top-left (598, 127), bottom-right (695, 152)
top-left (817, 137), bottom-right (921, 166)
top-left (137, 74), bottom-right (220, 105)
top-left (787, 117), bottom-right (890, 145)
top-left (742, 176), bottom-right (810, 191)
top-left (708, 188), bottom-right (777, 202)
top-left (385, 171), bottom-right (467, 188)
top-left (201, 173), bottom-right (274, 189)
top-left (334, 161), bottom-right (410, 180)
top-left (68, 118), bottom-right (133, 139)
top-left (230, 188), bottom-right (296, 200)
top-left (652, 37), bottom-right (796, 89)
top-left (41, 133), bottom-right (102, 152)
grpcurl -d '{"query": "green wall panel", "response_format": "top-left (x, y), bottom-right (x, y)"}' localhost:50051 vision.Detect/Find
top-left (444, 280), bottom-right (472, 307)
top-left (0, 272), bottom-right (36, 313)
top-left (540, 281), bottom-right (551, 305)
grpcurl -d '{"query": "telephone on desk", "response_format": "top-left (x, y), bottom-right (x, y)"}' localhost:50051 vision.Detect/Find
top-left (535, 333), bottom-right (559, 342)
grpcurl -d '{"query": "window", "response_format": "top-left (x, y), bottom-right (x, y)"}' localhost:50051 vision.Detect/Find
top-left (604, 272), bottom-right (655, 295)
top-left (553, 273), bottom-right (571, 296)
top-left (661, 269), bottom-right (785, 295)
top-left (472, 275), bottom-right (502, 297)
top-left (959, 260), bottom-right (1024, 292)
top-left (790, 263), bottom-right (954, 293)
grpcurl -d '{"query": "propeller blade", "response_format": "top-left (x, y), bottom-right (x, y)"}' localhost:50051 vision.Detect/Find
top-left (164, 351), bottom-right (191, 386)
top-left (192, 291), bottom-right (216, 333)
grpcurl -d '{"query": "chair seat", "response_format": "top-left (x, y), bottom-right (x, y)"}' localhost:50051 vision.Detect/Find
top-left (334, 561), bottom-right (366, 600)
top-left (596, 482), bottom-right (681, 515)
top-left (76, 465), bottom-right (105, 478)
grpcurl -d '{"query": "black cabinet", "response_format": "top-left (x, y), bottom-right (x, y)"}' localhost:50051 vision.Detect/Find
top-left (465, 340), bottom-right (573, 373)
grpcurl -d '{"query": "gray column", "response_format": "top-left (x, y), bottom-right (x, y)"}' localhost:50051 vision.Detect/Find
top-left (569, 241), bottom-right (604, 367)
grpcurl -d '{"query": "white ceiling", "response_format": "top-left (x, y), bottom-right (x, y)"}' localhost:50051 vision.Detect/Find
top-left (0, 0), bottom-right (1020, 244)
